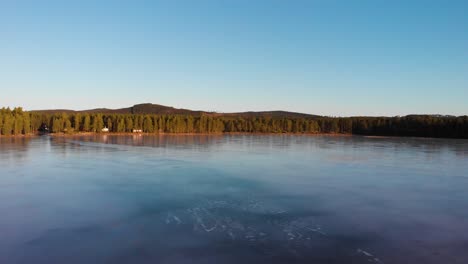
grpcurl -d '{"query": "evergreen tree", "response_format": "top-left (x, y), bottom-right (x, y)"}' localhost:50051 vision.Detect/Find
top-left (23, 112), bottom-right (31, 134)
top-left (125, 116), bottom-right (133, 132)
top-left (13, 108), bottom-right (24, 135)
top-left (52, 118), bottom-right (63, 133)
top-left (0, 111), bottom-right (4, 134)
top-left (65, 119), bottom-right (73, 133)
top-left (143, 116), bottom-right (154, 133)
top-left (158, 116), bottom-right (165, 132)
top-left (2, 113), bottom-right (13, 135)
top-left (91, 114), bottom-right (104, 132)
top-left (117, 117), bottom-right (126, 132)
top-left (106, 117), bottom-right (113, 131)
top-left (152, 116), bottom-right (159, 132)
top-left (83, 115), bottom-right (91, 132)
top-left (74, 114), bottom-right (82, 131)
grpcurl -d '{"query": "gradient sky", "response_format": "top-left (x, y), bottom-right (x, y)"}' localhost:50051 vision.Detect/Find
top-left (0, 0), bottom-right (467, 116)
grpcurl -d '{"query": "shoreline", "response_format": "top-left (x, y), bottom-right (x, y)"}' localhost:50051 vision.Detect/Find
top-left (0, 133), bottom-right (38, 138)
top-left (49, 132), bottom-right (352, 137)
top-left (0, 132), bottom-right (352, 138)
top-left (1, 132), bottom-right (465, 140)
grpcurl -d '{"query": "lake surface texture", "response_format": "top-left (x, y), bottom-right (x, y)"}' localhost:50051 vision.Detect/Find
top-left (1, 135), bottom-right (467, 264)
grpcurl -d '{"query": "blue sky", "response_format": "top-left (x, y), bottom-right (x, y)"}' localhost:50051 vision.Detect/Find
top-left (0, 0), bottom-right (467, 116)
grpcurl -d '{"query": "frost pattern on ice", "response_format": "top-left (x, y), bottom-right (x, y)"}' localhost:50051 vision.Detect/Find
top-left (357, 248), bottom-right (384, 263)
top-left (162, 197), bottom-right (384, 262)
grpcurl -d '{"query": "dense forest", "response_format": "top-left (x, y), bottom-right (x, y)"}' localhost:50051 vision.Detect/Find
top-left (1, 107), bottom-right (467, 138)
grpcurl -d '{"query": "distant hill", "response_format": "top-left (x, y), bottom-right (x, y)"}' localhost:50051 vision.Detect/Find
top-left (130, 104), bottom-right (206, 115)
top-left (219, 111), bottom-right (320, 119)
top-left (30, 103), bottom-right (321, 119)
top-left (31, 104), bottom-right (202, 115)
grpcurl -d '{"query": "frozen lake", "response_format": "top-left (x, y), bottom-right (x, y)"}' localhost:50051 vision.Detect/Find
top-left (1, 134), bottom-right (467, 264)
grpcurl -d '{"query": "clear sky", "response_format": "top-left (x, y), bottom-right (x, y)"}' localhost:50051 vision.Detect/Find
top-left (0, 0), bottom-right (467, 116)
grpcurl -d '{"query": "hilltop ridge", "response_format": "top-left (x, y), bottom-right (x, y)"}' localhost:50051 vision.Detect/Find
top-left (30, 103), bottom-right (321, 119)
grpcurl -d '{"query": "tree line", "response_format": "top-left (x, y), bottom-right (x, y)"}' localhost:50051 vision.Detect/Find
top-left (1, 107), bottom-right (467, 138)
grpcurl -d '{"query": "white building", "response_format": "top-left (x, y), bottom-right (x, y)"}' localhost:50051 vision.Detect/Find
top-left (101, 127), bottom-right (109, 132)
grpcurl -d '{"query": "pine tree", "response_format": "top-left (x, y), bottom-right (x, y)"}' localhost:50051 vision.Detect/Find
top-left (52, 118), bottom-right (63, 133)
top-left (65, 119), bottom-right (73, 133)
top-left (12, 108), bottom-right (24, 135)
top-left (158, 116), bottom-right (165, 132)
top-left (83, 115), bottom-right (91, 132)
top-left (106, 117), bottom-right (113, 131)
top-left (143, 116), bottom-right (154, 133)
top-left (23, 112), bottom-right (31, 134)
top-left (152, 116), bottom-right (159, 132)
top-left (117, 117), bottom-right (126, 132)
top-left (74, 114), bottom-right (82, 131)
top-left (125, 116), bottom-right (133, 132)
top-left (91, 114), bottom-right (104, 132)
top-left (2, 113), bottom-right (13, 135)
top-left (0, 111), bottom-right (4, 135)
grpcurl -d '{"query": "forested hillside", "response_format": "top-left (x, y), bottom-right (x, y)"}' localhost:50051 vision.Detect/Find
top-left (30, 103), bottom-right (319, 119)
top-left (1, 107), bottom-right (467, 138)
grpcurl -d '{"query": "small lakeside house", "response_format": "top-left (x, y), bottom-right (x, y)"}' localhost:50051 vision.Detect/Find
top-left (38, 123), bottom-right (49, 133)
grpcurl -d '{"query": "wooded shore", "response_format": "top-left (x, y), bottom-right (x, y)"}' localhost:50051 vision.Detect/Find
top-left (1, 107), bottom-right (467, 139)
